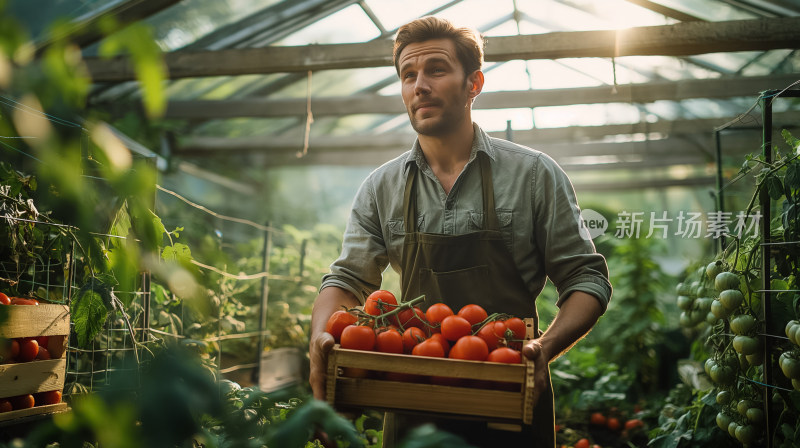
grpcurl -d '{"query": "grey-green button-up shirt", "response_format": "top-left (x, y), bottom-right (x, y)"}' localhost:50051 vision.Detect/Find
top-left (321, 123), bottom-right (612, 312)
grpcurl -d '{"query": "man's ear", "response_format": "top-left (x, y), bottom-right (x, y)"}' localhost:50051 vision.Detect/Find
top-left (467, 70), bottom-right (484, 99)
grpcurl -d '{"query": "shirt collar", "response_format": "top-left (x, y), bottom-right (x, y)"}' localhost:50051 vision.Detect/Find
top-left (403, 123), bottom-right (496, 173)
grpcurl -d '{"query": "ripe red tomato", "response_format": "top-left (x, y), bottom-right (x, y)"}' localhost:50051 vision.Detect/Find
top-left (624, 418), bottom-right (644, 430)
top-left (440, 315), bottom-right (472, 341)
top-left (412, 338), bottom-right (445, 357)
top-left (590, 412), bottom-right (607, 426)
top-left (340, 325), bottom-right (375, 351)
top-left (425, 303), bottom-right (454, 331)
top-left (47, 335), bottom-right (66, 359)
top-left (575, 438), bottom-right (590, 448)
top-left (449, 335), bottom-right (489, 361)
top-left (375, 327), bottom-right (404, 354)
top-left (35, 390), bottom-right (62, 406)
top-left (11, 394), bottom-right (34, 410)
top-left (487, 347), bottom-right (522, 364)
top-left (397, 306), bottom-right (427, 329)
top-left (35, 336), bottom-right (49, 347)
top-left (477, 321), bottom-right (507, 350)
top-left (428, 333), bottom-right (450, 356)
top-left (364, 290), bottom-right (398, 316)
top-left (10, 297), bottom-right (39, 305)
top-left (325, 310), bottom-right (358, 342)
top-left (402, 327), bottom-right (426, 353)
top-left (457, 304), bottom-right (488, 326)
top-left (607, 417), bottom-right (621, 431)
top-left (0, 399), bottom-right (11, 413)
top-left (504, 317), bottom-right (526, 340)
top-left (0, 292), bottom-right (9, 305)
top-left (36, 347), bottom-right (51, 360)
top-left (18, 338), bottom-right (39, 362)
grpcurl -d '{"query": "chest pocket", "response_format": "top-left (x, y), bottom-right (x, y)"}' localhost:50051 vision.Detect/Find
top-left (387, 216), bottom-right (425, 258)
top-left (468, 209), bottom-right (514, 251)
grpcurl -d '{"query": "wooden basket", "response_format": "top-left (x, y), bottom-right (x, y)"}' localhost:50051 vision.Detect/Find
top-left (326, 318), bottom-right (535, 425)
top-left (0, 304), bottom-right (70, 422)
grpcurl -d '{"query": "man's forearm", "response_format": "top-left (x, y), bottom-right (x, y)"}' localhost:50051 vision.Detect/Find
top-left (537, 291), bottom-right (604, 363)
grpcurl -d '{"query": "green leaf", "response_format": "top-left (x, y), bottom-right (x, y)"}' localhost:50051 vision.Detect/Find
top-left (71, 290), bottom-right (109, 347)
top-left (786, 163), bottom-right (800, 189)
top-left (768, 176), bottom-right (785, 200)
top-left (162, 243), bottom-right (193, 264)
top-left (782, 129), bottom-right (800, 150)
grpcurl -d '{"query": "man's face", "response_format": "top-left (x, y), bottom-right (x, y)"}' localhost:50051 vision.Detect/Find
top-left (397, 38), bottom-right (474, 137)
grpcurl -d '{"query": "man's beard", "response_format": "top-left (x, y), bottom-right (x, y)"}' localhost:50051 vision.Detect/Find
top-left (409, 101), bottom-right (467, 137)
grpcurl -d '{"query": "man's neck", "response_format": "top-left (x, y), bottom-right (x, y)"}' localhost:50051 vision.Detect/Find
top-left (418, 121), bottom-right (475, 194)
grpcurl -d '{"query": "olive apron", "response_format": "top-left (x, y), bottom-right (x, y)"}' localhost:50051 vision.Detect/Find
top-left (383, 152), bottom-right (555, 448)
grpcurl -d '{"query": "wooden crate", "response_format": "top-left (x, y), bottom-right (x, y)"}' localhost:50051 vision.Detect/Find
top-left (326, 319), bottom-right (536, 425)
top-left (0, 304), bottom-right (70, 422)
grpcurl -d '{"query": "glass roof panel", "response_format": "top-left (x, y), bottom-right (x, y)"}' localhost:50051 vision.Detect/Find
top-left (655, 0), bottom-right (759, 20)
top-left (364, 0), bottom-right (459, 32)
top-left (8, 0), bottom-right (126, 41)
top-left (278, 4), bottom-right (380, 45)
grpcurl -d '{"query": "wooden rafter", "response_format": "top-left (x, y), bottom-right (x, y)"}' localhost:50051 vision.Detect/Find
top-left (84, 17), bottom-right (800, 82)
top-left (162, 74), bottom-right (800, 119)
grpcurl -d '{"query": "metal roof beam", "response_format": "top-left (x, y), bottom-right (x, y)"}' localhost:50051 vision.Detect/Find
top-left (620, 0), bottom-right (704, 22)
top-left (84, 17), bottom-right (800, 82)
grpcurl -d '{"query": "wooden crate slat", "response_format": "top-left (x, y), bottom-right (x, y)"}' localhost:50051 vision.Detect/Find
top-left (0, 305), bottom-right (70, 338)
top-left (334, 377), bottom-right (522, 420)
top-left (333, 347), bottom-right (525, 383)
top-left (0, 402), bottom-right (68, 423)
top-left (0, 359), bottom-right (67, 398)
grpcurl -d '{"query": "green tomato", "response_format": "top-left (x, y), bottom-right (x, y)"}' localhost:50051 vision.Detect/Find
top-left (789, 322), bottom-right (800, 346)
top-left (705, 358), bottom-right (717, 376)
top-left (727, 421), bottom-right (738, 438)
top-left (676, 282), bottom-right (690, 296)
top-left (733, 335), bottom-right (759, 356)
top-left (735, 424), bottom-right (757, 445)
top-left (785, 320), bottom-right (798, 339)
top-left (677, 295), bottom-right (693, 310)
top-left (737, 399), bottom-right (755, 416)
top-left (711, 299), bottom-right (730, 319)
top-left (779, 353), bottom-right (800, 379)
top-left (716, 412), bottom-right (732, 431)
top-left (696, 297), bottom-right (713, 312)
top-left (706, 261), bottom-right (724, 281)
top-left (719, 289), bottom-right (745, 310)
top-left (689, 281), bottom-right (701, 299)
top-left (793, 378), bottom-right (800, 391)
top-left (730, 314), bottom-right (757, 336)
top-left (715, 271), bottom-right (740, 292)
top-left (746, 350), bottom-right (764, 367)
top-left (746, 407), bottom-right (764, 424)
top-left (716, 390), bottom-right (732, 405)
top-left (706, 311), bottom-right (718, 325)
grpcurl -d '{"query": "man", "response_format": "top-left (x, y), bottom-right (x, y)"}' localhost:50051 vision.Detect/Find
top-left (309, 16), bottom-right (611, 447)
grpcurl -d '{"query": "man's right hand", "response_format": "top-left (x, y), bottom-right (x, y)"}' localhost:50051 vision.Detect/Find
top-left (308, 286), bottom-right (361, 401)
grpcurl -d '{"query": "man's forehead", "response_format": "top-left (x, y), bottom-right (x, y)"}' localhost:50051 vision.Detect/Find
top-left (398, 39), bottom-right (458, 67)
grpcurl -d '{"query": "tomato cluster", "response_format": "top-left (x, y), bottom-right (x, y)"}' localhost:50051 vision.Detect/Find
top-left (0, 292), bottom-right (64, 413)
top-left (0, 293), bottom-right (65, 364)
top-left (326, 290), bottom-right (527, 364)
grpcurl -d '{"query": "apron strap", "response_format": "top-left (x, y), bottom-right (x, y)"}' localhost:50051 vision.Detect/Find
top-left (403, 151), bottom-right (499, 232)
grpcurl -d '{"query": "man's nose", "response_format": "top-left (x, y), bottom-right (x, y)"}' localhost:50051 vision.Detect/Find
top-left (414, 74), bottom-right (431, 95)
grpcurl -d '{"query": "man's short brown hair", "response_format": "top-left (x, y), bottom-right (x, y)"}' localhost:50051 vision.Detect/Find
top-left (392, 16), bottom-right (484, 77)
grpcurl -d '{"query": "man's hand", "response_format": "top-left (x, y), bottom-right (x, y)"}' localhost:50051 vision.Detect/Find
top-left (521, 291), bottom-right (603, 407)
top-left (308, 287), bottom-right (361, 401)
top-left (309, 330), bottom-right (336, 400)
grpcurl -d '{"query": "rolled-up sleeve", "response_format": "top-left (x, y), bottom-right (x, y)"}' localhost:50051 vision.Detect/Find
top-left (320, 174), bottom-right (389, 304)
top-left (532, 154), bottom-right (612, 312)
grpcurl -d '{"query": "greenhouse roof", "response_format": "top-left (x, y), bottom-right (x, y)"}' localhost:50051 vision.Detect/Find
top-left (7, 0), bottom-right (800, 191)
